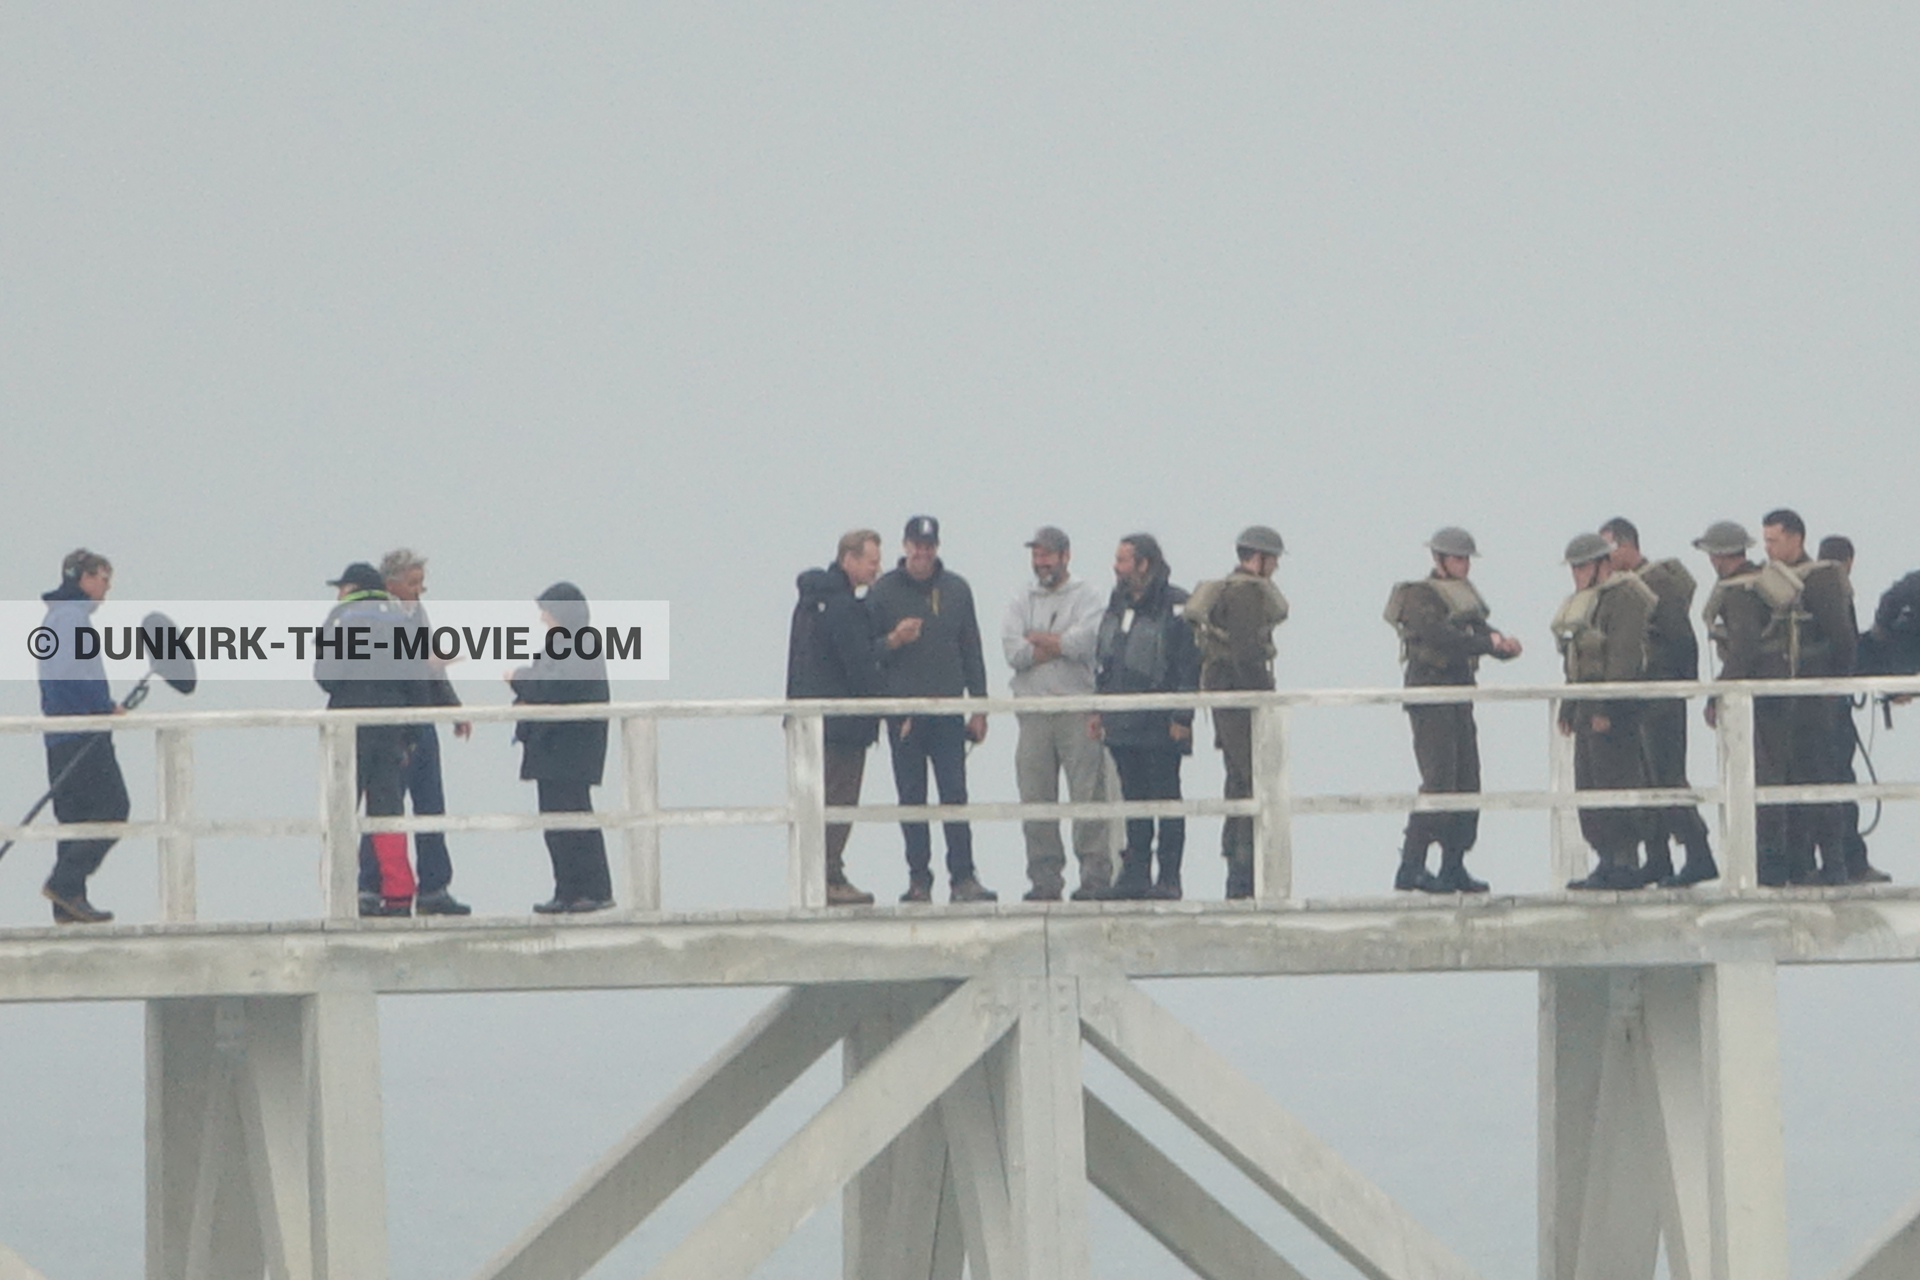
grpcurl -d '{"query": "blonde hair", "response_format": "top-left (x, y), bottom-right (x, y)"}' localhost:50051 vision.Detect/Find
top-left (836, 529), bottom-right (881, 564)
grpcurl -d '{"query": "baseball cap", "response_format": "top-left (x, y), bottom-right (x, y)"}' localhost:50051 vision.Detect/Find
top-left (326, 562), bottom-right (385, 592)
top-left (904, 515), bottom-right (940, 543)
top-left (1025, 525), bottom-right (1070, 553)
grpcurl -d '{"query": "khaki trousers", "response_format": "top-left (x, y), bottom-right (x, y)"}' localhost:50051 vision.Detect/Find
top-left (1015, 711), bottom-right (1116, 894)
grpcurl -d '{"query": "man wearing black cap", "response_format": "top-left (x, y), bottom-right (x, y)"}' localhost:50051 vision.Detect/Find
top-left (315, 562), bottom-right (419, 916)
top-left (866, 516), bottom-right (998, 903)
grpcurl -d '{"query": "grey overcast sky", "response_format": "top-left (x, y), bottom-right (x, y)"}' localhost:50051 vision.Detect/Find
top-left (4, 5), bottom-right (1920, 1278)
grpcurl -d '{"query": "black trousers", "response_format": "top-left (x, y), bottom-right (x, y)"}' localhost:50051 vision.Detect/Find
top-left (1637, 697), bottom-right (1711, 851)
top-left (1405, 702), bottom-right (1480, 853)
top-left (1574, 708), bottom-right (1651, 862)
top-left (44, 733), bottom-right (130, 897)
top-left (355, 724), bottom-right (412, 895)
top-left (1834, 705), bottom-right (1870, 871)
top-left (537, 779), bottom-right (612, 903)
top-left (1755, 695), bottom-right (1849, 881)
top-left (887, 715), bottom-right (977, 884)
top-left (1213, 706), bottom-right (1254, 858)
top-left (356, 724), bottom-right (456, 895)
top-left (1108, 745), bottom-right (1185, 878)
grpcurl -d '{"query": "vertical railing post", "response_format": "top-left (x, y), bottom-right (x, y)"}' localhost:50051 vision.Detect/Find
top-left (786, 711), bottom-right (827, 909)
top-left (1548, 698), bottom-right (1584, 886)
top-left (621, 715), bottom-right (662, 911)
top-left (155, 727), bottom-right (197, 923)
top-left (1715, 689), bottom-right (1758, 890)
top-left (1252, 701), bottom-right (1292, 905)
top-left (318, 719), bottom-right (359, 919)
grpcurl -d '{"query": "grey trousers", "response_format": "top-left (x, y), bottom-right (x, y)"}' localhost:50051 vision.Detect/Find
top-left (1015, 711), bottom-right (1116, 894)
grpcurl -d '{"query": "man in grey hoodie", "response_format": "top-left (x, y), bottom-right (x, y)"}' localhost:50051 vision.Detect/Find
top-left (1002, 526), bottom-right (1114, 900)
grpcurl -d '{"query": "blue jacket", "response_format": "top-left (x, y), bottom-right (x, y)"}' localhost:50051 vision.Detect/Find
top-left (39, 582), bottom-right (115, 737)
top-left (1095, 576), bottom-right (1200, 753)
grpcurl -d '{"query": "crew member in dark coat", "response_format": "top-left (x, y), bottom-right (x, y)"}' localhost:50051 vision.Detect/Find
top-left (1601, 517), bottom-right (1717, 886)
top-left (1188, 525), bottom-right (1288, 899)
top-left (35, 549), bottom-right (130, 924)
top-left (510, 582), bottom-right (614, 913)
top-left (864, 516), bottom-right (998, 904)
top-left (1555, 534), bottom-right (1657, 890)
top-left (787, 528), bottom-right (923, 906)
top-left (1815, 533), bottom-right (1889, 883)
top-left (1384, 528), bottom-right (1523, 893)
top-left (359, 548), bottom-right (472, 915)
top-left (1094, 534), bottom-right (1201, 899)
top-left (316, 562), bottom-right (420, 917)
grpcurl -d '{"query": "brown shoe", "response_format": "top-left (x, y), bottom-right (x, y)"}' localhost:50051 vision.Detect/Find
top-left (826, 880), bottom-right (876, 906)
top-left (44, 883), bottom-right (113, 924)
top-left (949, 878), bottom-right (999, 903)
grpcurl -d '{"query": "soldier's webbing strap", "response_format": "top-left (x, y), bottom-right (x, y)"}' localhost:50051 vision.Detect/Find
top-left (1386, 577), bottom-right (1488, 669)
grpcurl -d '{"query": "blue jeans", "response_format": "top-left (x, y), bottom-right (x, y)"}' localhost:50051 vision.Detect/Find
top-left (357, 723), bottom-right (455, 895)
top-left (887, 715), bottom-right (977, 884)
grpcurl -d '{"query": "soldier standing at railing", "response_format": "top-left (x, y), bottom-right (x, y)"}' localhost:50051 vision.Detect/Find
top-left (1187, 525), bottom-right (1289, 900)
top-left (1600, 517), bottom-right (1718, 887)
top-left (1385, 528), bottom-right (1522, 894)
top-left (1696, 520), bottom-right (1798, 886)
top-left (1554, 534), bottom-right (1657, 891)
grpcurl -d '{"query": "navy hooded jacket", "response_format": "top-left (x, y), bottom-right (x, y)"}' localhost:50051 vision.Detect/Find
top-left (39, 581), bottom-right (115, 739)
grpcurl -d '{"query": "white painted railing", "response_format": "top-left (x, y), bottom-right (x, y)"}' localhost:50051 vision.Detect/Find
top-left (2, 676), bottom-right (1918, 921)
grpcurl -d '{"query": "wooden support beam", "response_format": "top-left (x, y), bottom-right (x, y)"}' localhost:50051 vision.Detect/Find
top-left (1701, 962), bottom-right (1786, 1280)
top-left (0, 1243), bottom-right (50, 1280)
top-left (937, 1061), bottom-right (1016, 1280)
top-left (476, 985), bottom-right (864, 1280)
top-left (1079, 977), bottom-right (1484, 1280)
top-left (1000, 978), bottom-right (1091, 1280)
top-left (1084, 1090), bottom-right (1308, 1280)
top-left (642, 978), bottom-right (1018, 1280)
top-left (307, 993), bottom-right (388, 1280)
top-left (1831, 1190), bottom-right (1920, 1280)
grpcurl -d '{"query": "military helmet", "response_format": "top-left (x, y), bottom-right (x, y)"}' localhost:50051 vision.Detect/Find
top-left (1691, 520), bottom-right (1755, 555)
top-left (1426, 526), bottom-right (1479, 558)
top-left (1235, 524), bottom-right (1286, 557)
top-left (1563, 532), bottom-right (1613, 566)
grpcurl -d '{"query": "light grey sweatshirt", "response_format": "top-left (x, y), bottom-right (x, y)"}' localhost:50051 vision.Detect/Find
top-left (1002, 576), bottom-right (1105, 697)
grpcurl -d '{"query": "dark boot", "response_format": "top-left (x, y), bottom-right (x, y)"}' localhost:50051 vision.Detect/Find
top-left (1663, 837), bottom-right (1719, 887)
top-left (1394, 842), bottom-right (1444, 893)
top-left (1223, 851), bottom-right (1252, 899)
top-left (1434, 845), bottom-right (1488, 894)
top-left (1107, 849), bottom-right (1154, 900)
top-left (1639, 841), bottom-right (1675, 887)
top-left (1148, 844), bottom-right (1184, 899)
top-left (1569, 849), bottom-right (1643, 891)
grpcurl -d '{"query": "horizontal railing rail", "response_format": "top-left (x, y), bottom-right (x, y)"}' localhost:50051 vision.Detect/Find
top-left (2, 675), bottom-right (1916, 921)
